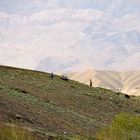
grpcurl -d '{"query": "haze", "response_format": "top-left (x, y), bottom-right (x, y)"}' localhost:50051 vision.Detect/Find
top-left (0, 0), bottom-right (140, 72)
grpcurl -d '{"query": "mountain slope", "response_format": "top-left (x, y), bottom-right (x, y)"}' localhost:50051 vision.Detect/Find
top-left (69, 70), bottom-right (140, 96)
top-left (0, 66), bottom-right (140, 139)
top-left (0, 0), bottom-right (140, 71)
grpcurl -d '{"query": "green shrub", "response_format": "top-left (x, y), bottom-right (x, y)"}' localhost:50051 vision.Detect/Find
top-left (0, 123), bottom-right (37, 140)
top-left (96, 113), bottom-right (140, 140)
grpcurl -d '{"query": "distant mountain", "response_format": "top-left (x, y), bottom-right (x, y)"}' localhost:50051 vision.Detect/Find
top-left (36, 56), bottom-right (81, 73)
top-left (0, 0), bottom-right (140, 72)
top-left (68, 70), bottom-right (140, 96)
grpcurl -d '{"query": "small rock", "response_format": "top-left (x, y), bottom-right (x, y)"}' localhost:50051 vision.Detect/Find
top-left (64, 131), bottom-right (67, 134)
top-left (16, 114), bottom-right (22, 119)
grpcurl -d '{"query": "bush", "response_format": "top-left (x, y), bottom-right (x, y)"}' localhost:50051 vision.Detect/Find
top-left (0, 123), bottom-right (37, 140)
top-left (96, 113), bottom-right (140, 140)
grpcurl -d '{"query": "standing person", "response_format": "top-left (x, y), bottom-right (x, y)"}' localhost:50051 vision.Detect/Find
top-left (90, 79), bottom-right (92, 87)
top-left (50, 73), bottom-right (54, 79)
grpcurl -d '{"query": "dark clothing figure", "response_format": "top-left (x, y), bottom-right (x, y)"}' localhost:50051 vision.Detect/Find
top-left (50, 73), bottom-right (54, 79)
top-left (90, 79), bottom-right (92, 87)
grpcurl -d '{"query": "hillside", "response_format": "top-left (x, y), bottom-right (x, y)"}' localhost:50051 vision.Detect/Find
top-left (68, 70), bottom-right (140, 96)
top-left (0, 66), bottom-right (140, 139)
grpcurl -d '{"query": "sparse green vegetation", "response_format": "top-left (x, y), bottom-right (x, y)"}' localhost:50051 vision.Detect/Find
top-left (96, 113), bottom-right (140, 140)
top-left (0, 66), bottom-right (140, 139)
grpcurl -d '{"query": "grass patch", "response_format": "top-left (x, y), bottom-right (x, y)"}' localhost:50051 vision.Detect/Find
top-left (0, 123), bottom-right (37, 140)
top-left (96, 113), bottom-right (140, 140)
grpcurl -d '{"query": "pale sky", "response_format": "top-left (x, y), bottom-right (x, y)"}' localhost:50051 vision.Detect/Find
top-left (0, 0), bottom-right (140, 72)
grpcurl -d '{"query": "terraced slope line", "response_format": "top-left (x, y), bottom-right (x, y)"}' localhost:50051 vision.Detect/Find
top-left (69, 70), bottom-right (140, 96)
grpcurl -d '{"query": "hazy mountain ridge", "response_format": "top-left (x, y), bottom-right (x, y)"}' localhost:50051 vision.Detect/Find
top-left (69, 70), bottom-right (140, 96)
top-left (0, 0), bottom-right (140, 71)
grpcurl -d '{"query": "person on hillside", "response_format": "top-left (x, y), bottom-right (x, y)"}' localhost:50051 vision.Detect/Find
top-left (50, 73), bottom-right (54, 79)
top-left (90, 79), bottom-right (92, 87)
